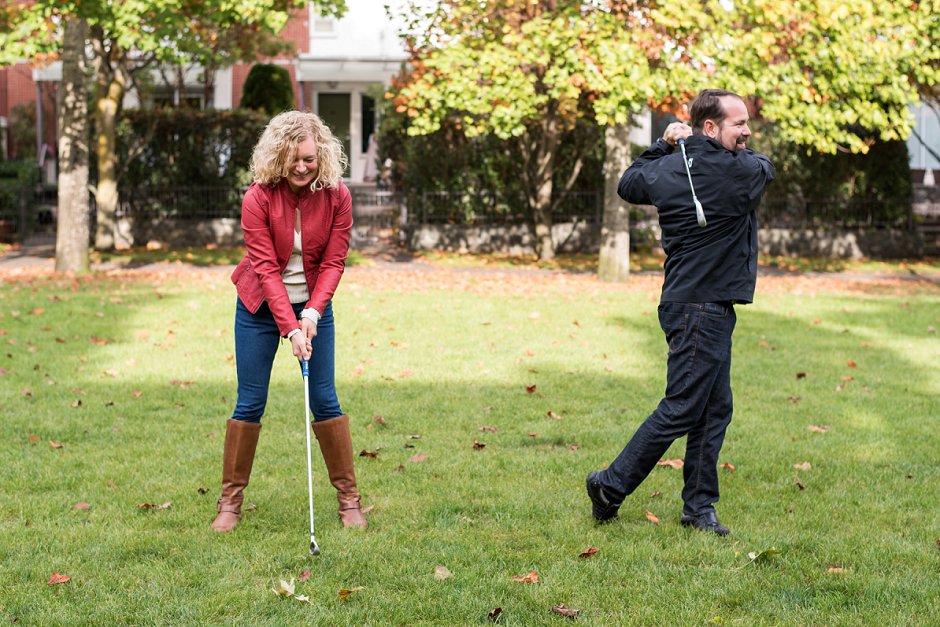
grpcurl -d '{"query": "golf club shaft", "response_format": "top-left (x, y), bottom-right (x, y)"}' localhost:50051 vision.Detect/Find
top-left (678, 139), bottom-right (707, 228)
top-left (301, 359), bottom-right (319, 554)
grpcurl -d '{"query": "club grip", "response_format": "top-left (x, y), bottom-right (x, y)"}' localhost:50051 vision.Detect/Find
top-left (301, 359), bottom-right (309, 377)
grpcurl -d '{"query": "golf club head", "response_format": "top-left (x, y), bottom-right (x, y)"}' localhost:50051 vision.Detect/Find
top-left (310, 540), bottom-right (320, 556)
top-left (694, 198), bottom-right (707, 228)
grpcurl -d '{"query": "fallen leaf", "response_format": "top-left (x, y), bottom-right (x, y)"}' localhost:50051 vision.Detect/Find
top-left (434, 565), bottom-right (453, 580)
top-left (351, 364), bottom-right (365, 377)
top-left (361, 504), bottom-right (375, 514)
top-left (788, 395), bottom-right (801, 403)
top-left (512, 571), bottom-right (539, 583)
top-left (131, 391), bottom-right (142, 397)
top-left (551, 604), bottom-right (580, 618)
top-left (394, 464), bottom-right (404, 473)
top-left (796, 372), bottom-right (807, 379)
top-left (847, 360), bottom-right (857, 368)
top-left (650, 490), bottom-right (663, 498)
top-left (137, 502), bottom-right (172, 510)
top-left (294, 595), bottom-right (310, 603)
top-left (657, 459), bottom-right (683, 469)
top-left (578, 547), bottom-right (599, 558)
top-left (546, 410), bottom-right (562, 420)
top-left (525, 384), bottom-right (537, 395)
top-left (299, 569), bottom-right (311, 582)
top-left (338, 586), bottom-right (365, 601)
top-left (103, 369), bottom-right (119, 378)
top-left (48, 573), bottom-right (70, 586)
top-left (69, 399), bottom-right (81, 408)
top-left (747, 547), bottom-right (781, 564)
top-left (359, 450), bottom-right (379, 458)
top-left (808, 425), bottom-right (830, 433)
top-left (479, 425), bottom-right (498, 432)
top-left (487, 608), bottom-right (503, 622)
top-left (397, 369), bottom-right (413, 378)
top-left (169, 379), bottom-right (194, 388)
top-left (793, 461), bottom-right (812, 471)
top-left (374, 415), bottom-right (387, 425)
top-left (826, 567), bottom-right (847, 574)
top-left (840, 375), bottom-right (854, 381)
top-left (644, 509), bottom-right (661, 525)
top-left (794, 479), bottom-right (806, 490)
top-left (49, 441), bottom-right (63, 449)
top-left (196, 487), bottom-right (208, 494)
top-left (527, 432), bottom-right (540, 438)
top-left (473, 439), bottom-right (486, 450)
top-left (28, 434), bottom-right (40, 443)
top-left (409, 454), bottom-right (428, 463)
top-left (73, 502), bottom-right (90, 510)
top-left (273, 578), bottom-right (295, 597)
top-left (407, 434), bottom-right (422, 440)
top-left (720, 462), bottom-right (736, 472)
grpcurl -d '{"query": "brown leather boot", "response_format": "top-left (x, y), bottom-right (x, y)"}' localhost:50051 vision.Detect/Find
top-left (312, 414), bottom-right (367, 528)
top-left (210, 419), bottom-right (261, 533)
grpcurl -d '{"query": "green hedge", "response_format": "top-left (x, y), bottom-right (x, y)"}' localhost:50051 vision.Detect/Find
top-left (0, 160), bottom-right (39, 221)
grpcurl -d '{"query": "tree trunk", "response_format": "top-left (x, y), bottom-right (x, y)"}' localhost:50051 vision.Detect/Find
top-left (93, 57), bottom-right (127, 250)
top-left (55, 17), bottom-right (90, 273)
top-left (598, 123), bottom-right (632, 282)
top-left (522, 116), bottom-right (560, 262)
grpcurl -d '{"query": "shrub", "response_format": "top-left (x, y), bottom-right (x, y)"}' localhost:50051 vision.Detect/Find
top-left (239, 64), bottom-right (295, 116)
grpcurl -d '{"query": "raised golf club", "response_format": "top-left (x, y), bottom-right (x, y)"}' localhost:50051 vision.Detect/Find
top-left (677, 138), bottom-right (707, 228)
top-left (301, 359), bottom-right (321, 556)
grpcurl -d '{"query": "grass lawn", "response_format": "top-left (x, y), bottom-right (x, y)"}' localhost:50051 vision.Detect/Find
top-left (0, 258), bottom-right (938, 624)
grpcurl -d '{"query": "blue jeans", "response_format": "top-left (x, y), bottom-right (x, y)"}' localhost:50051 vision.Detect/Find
top-left (231, 298), bottom-right (342, 423)
top-left (599, 301), bottom-right (736, 516)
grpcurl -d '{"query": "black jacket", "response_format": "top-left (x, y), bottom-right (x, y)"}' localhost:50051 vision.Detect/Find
top-left (619, 135), bottom-right (775, 304)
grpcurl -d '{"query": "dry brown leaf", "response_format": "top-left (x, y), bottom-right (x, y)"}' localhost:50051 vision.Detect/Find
top-left (374, 415), bottom-right (387, 425)
top-left (351, 364), bottom-right (365, 377)
top-left (644, 509), bottom-right (661, 525)
top-left (525, 384), bottom-right (537, 395)
top-left (473, 439), bottom-right (486, 450)
top-left (433, 565), bottom-right (453, 580)
top-left (73, 501), bottom-right (91, 510)
top-left (793, 461), bottom-right (812, 471)
top-left (361, 505), bottom-right (375, 514)
top-left (578, 547), bottom-right (600, 558)
top-left (48, 573), bottom-right (70, 585)
top-left (409, 454), bottom-right (428, 463)
top-left (847, 359), bottom-right (857, 368)
top-left (808, 425), bottom-right (830, 433)
top-left (49, 441), bottom-right (64, 449)
top-left (547, 410), bottom-right (562, 420)
top-left (28, 434), bottom-right (40, 443)
top-left (298, 569), bottom-right (311, 582)
top-left (359, 450), bottom-right (379, 458)
top-left (397, 369), bottom-right (413, 378)
top-left (650, 490), bottom-right (663, 498)
top-left (338, 586), bottom-right (365, 601)
top-left (138, 502), bottom-right (172, 510)
top-left (720, 462), bottom-right (736, 472)
top-left (796, 371), bottom-right (807, 379)
top-left (794, 479), bottom-right (806, 490)
top-left (131, 391), bottom-right (142, 397)
top-left (487, 608), bottom-right (503, 622)
top-left (512, 571), bottom-right (539, 583)
top-left (657, 459), bottom-right (683, 469)
top-left (479, 425), bottom-right (498, 432)
top-left (551, 604), bottom-right (580, 618)
top-left (826, 567), bottom-right (847, 574)
top-left (69, 399), bottom-right (81, 408)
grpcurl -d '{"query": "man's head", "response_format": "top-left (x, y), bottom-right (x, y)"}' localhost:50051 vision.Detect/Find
top-left (689, 89), bottom-right (751, 152)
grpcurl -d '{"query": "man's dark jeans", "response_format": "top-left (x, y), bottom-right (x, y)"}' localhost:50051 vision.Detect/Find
top-left (599, 301), bottom-right (736, 516)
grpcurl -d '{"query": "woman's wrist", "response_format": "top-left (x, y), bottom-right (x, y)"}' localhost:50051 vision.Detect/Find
top-left (286, 328), bottom-right (302, 340)
top-left (300, 308), bottom-right (320, 323)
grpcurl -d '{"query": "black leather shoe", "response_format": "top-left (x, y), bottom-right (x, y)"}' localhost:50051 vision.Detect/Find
top-left (586, 471), bottom-right (621, 522)
top-left (680, 510), bottom-right (730, 536)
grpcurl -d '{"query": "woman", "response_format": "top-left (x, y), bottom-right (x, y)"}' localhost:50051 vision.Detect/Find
top-left (210, 111), bottom-right (367, 533)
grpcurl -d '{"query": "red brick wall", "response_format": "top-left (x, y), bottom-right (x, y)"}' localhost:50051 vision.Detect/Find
top-left (1, 63), bottom-right (57, 158)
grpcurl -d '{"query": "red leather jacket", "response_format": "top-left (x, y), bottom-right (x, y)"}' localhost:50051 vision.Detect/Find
top-left (231, 179), bottom-right (352, 337)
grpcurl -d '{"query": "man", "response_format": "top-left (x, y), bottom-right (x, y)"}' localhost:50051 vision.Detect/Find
top-left (586, 89), bottom-right (775, 535)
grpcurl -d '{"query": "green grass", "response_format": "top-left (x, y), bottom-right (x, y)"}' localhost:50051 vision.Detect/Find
top-left (1, 262), bottom-right (938, 624)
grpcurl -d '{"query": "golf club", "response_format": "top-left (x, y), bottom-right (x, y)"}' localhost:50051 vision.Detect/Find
top-left (301, 359), bottom-right (321, 556)
top-left (677, 138), bottom-right (707, 228)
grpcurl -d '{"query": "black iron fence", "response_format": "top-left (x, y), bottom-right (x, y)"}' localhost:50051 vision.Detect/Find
top-left (758, 196), bottom-right (912, 229)
top-left (408, 189), bottom-right (602, 226)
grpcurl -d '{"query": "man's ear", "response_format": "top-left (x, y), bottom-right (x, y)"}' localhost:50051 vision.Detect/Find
top-left (703, 119), bottom-right (718, 139)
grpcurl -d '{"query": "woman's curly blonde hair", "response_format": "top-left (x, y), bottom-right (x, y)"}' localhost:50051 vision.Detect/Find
top-left (249, 110), bottom-right (347, 190)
